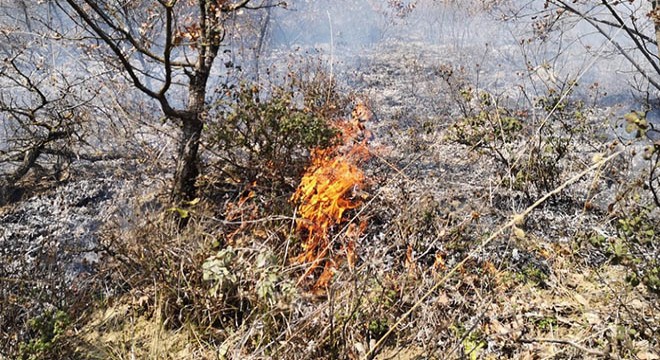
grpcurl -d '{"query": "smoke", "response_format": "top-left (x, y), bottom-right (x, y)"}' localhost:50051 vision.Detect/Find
top-left (255, 0), bottom-right (647, 106)
top-left (269, 2), bottom-right (381, 49)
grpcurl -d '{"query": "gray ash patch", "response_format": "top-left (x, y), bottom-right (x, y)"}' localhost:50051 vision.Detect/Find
top-left (1, 176), bottom-right (129, 283)
top-left (0, 158), bottom-right (162, 352)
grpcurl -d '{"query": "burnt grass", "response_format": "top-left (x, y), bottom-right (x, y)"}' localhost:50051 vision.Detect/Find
top-left (2, 40), bottom-right (660, 359)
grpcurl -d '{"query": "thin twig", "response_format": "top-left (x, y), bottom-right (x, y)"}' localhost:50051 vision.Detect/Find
top-left (519, 337), bottom-right (617, 359)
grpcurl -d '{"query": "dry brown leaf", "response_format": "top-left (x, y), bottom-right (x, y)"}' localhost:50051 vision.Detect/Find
top-left (572, 293), bottom-right (589, 307)
top-left (583, 311), bottom-right (601, 325)
top-left (435, 292), bottom-right (450, 306)
top-left (638, 352), bottom-right (660, 360)
top-left (513, 226), bottom-right (526, 239)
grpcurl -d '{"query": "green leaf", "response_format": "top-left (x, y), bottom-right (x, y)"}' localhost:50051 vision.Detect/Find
top-left (256, 253), bottom-right (269, 268)
top-left (624, 111), bottom-right (640, 123)
top-left (167, 207), bottom-right (189, 218)
top-left (625, 122), bottom-right (638, 134)
top-left (644, 145), bottom-right (656, 160)
top-left (186, 198), bottom-right (201, 206)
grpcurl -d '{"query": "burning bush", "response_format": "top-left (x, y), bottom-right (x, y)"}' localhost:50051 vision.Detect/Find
top-left (291, 102), bottom-right (374, 289)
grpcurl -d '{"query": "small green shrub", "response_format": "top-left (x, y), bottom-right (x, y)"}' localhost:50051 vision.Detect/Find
top-left (534, 316), bottom-right (557, 331)
top-left (622, 109), bottom-right (660, 209)
top-left (613, 202), bottom-right (660, 293)
top-left (448, 81), bottom-right (587, 197)
top-left (208, 66), bottom-right (349, 188)
top-left (367, 319), bottom-right (389, 339)
top-left (450, 323), bottom-right (486, 360)
top-left (448, 89), bottom-right (524, 167)
top-left (202, 247), bottom-right (296, 312)
top-left (18, 309), bottom-right (70, 360)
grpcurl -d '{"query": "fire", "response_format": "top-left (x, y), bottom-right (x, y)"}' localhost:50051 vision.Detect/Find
top-left (291, 101), bottom-right (373, 289)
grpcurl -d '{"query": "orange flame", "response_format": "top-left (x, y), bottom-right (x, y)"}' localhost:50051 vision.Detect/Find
top-left (291, 101), bottom-right (373, 289)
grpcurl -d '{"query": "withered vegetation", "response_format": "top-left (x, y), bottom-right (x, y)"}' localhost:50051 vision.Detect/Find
top-left (2, 1), bottom-right (660, 360)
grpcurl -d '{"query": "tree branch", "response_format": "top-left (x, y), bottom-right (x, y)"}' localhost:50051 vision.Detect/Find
top-left (62, 0), bottom-right (194, 120)
top-left (62, 1), bottom-right (160, 99)
top-left (222, 0), bottom-right (252, 11)
top-left (64, 0), bottom-right (192, 68)
top-left (159, 2), bottom-right (174, 97)
top-left (600, 0), bottom-right (660, 73)
top-left (553, 0), bottom-right (660, 91)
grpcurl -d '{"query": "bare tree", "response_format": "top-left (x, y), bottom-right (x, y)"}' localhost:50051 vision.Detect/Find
top-left (57, 0), bottom-right (280, 203)
top-left (651, 0), bottom-right (660, 53)
top-left (539, 0), bottom-right (660, 91)
top-left (0, 2), bottom-right (105, 203)
top-left (531, 1), bottom-right (660, 206)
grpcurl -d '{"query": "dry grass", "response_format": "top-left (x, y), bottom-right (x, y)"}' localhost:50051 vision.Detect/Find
top-left (72, 130), bottom-right (658, 359)
top-left (5, 36), bottom-right (660, 360)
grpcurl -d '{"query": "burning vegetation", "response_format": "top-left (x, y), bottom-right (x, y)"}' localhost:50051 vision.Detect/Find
top-left (291, 101), bottom-right (374, 289)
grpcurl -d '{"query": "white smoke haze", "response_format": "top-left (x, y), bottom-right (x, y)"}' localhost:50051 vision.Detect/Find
top-left (2, 0), bottom-right (659, 156)
top-left (253, 0), bottom-right (655, 108)
top-left (2, 4), bottom-right (660, 360)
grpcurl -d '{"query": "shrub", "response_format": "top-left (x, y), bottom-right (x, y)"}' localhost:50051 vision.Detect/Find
top-left (447, 77), bottom-right (588, 197)
top-left (610, 189), bottom-right (660, 294)
top-left (17, 309), bottom-right (70, 360)
top-left (87, 62), bottom-right (356, 357)
top-left (207, 65), bottom-right (350, 189)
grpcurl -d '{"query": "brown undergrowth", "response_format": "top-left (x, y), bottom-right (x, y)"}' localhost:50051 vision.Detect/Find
top-left (72, 114), bottom-right (658, 360)
top-left (10, 56), bottom-right (660, 360)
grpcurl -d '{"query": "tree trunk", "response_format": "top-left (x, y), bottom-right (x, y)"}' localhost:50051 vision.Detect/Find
top-left (171, 72), bottom-right (208, 203)
top-left (1, 142), bottom-right (42, 206)
top-left (9, 145), bottom-right (42, 184)
top-left (172, 118), bottom-right (203, 203)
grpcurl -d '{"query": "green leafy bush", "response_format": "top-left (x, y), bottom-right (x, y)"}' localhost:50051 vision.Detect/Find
top-left (18, 309), bottom-right (70, 360)
top-left (448, 89), bottom-right (524, 165)
top-left (208, 67), bottom-right (349, 188)
top-left (613, 200), bottom-right (660, 294)
top-left (448, 81), bottom-right (586, 197)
